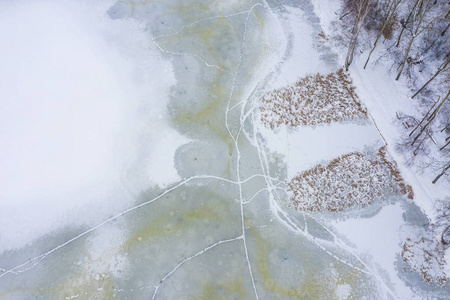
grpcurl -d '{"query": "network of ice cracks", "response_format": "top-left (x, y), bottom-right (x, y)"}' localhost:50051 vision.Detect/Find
top-left (0, 0), bottom-right (406, 299)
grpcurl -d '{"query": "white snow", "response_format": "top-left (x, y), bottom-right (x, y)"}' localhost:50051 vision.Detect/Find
top-left (0, 0), bottom-right (180, 252)
top-left (257, 6), bottom-right (382, 178)
top-left (349, 57), bottom-right (447, 219)
top-left (85, 223), bottom-right (129, 278)
top-left (336, 283), bottom-right (352, 300)
top-left (310, 0), bottom-right (449, 220)
top-left (269, 6), bottom-right (330, 90)
top-left (145, 124), bottom-right (189, 188)
top-left (308, 0), bottom-right (450, 296)
top-left (310, 0), bottom-right (341, 34)
top-left (256, 1), bottom-right (441, 297)
top-left (259, 122), bottom-right (382, 177)
top-left (332, 203), bottom-right (415, 298)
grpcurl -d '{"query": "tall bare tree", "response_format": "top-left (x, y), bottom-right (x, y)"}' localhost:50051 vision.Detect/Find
top-left (433, 163), bottom-right (450, 183)
top-left (344, 0), bottom-right (372, 71)
top-left (364, 0), bottom-right (404, 69)
top-left (410, 90), bottom-right (449, 146)
top-left (412, 56), bottom-right (450, 98)
top-left (395, 0), bottom-right (421, 48)
top-left (396, 0), bottom-right (449, 80)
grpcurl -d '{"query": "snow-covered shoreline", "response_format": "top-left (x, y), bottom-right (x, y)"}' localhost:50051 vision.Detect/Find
top-left (0, 0), bottom-right (181, 253)
top-left (310, 0), bottom-right (449, 221)
top-left (256, 1), bottom-right (449, 297)
top-left (309, 0), bottom-right (450, 294)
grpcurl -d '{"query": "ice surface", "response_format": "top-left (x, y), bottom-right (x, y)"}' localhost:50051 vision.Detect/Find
top-left (259, 121), bottom-right (383, 177)
top-left (0, 0), bottom-right (177, 251)
top-left (0, 0), bottom-right (445, 299)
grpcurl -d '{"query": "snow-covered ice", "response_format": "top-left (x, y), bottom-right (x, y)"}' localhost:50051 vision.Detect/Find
top-left (0, 0), bottom-right (179, 252)
top-left (0, 0), bottom-right (448, 299)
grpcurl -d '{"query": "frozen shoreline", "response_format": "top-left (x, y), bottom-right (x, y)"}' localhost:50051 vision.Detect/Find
top-left (308, 0), bottom-right (450, 296)
top-left (309, 0), bottom-right (449, 221)
top-left (255, 0), bottom-right (450, 298)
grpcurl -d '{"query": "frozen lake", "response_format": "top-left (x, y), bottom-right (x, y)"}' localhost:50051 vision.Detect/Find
top-left (0, 0), bottom-right (446, 299)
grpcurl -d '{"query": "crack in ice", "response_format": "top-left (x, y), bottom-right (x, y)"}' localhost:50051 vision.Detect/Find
top-left (243, 186), bottom-right (286, 205)
top-left (0, 2), bottom-right (397, 299)
top-left (152, 40), bottom-right (230, 73)
top-left (223, 3), bottom-right (264, 300)
top-left (151, 235), bottom-right (242, 299)
top-left (152, 10), bottom-right (254, 41)
top-left (0, 172), bottom-right (264, 279)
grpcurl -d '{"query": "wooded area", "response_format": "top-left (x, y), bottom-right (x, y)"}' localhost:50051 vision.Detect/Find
top-left (336, 0), bottom-right (449, 184)
top-left (332, 1), bottom-right (450, 271)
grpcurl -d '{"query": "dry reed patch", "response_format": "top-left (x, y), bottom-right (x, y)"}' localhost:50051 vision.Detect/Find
top-left (288, 146), bottom-right (413, 213)
top-left (260, 69), bottom-right (367, 129)
top-left (402, 237), bottom-right (448, 286)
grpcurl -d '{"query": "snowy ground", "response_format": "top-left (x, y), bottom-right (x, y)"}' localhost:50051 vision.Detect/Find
top-left (256, 1), bottom-right (449, 298)
top-left (309, 0), bottom-right (450, 297)
top-left (0, 0), bottom-right (183, 254)
top-left (310, 0), bottom-right (450, 219)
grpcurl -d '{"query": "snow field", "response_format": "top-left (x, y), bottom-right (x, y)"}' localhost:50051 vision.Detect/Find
top-left (0, 0), bottom-right (181, 253)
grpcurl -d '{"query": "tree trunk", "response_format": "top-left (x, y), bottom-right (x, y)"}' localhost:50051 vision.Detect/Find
top-left (364, 23), bottom-right (387, 69)
top-left (364, 0), bottom-right (403, 69)
top-left (413, 135), bottom-right (426, 155)
top-left (345, 30), bottom-right (359, 70)
top-left (441, 123), bottom-right (450, 132)
top-left (442, 21), bottom-right (450, 36)
top-left (440, 140), bottom-right (450, 150)
top-left (409, 96), bottom-right (440, 136)
top-left (344, 0), bottom-right (370, 71)
top-left (395, 0), bottom-right (420, 47)
top-left (411, 90), bottom-right (449, 146)
top-left (412, 58), bottom-right (449, 98)
top-left (441, 225), bottom-right (450, 244)
top-left (396, 34), bottom-right (415, 80)
top-left (432, 164), bottom-right (450, 184)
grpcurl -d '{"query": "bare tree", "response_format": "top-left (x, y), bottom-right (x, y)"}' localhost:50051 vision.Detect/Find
top-left (422, 16), bottom-right (450, 54)
top-left (440, 136), bottom-right (450, 150)
top-left (411, 90), bottom-right (449, 146)
top-left (344, 0), bottom-right (372, 71)
top-left (364, 0), bottom-right (404, 69)
top-left (394, 0), bottom-right (421, 48)
top-left (334, 0), bottom-right (450, 185)
top-left (434, 200), bottom-right (450, 243)
top-left (433, 163), bottom-right (450, 183)
top-left (396, 0), bottom-right (449, 80)
top-left (412, 56), bottom-right (449, 98)
top-left (409, 96), bottom-right (440, 137)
